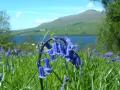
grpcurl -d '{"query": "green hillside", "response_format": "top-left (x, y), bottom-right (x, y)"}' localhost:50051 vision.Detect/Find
top-left (12, 9), bottom-right (105, 36)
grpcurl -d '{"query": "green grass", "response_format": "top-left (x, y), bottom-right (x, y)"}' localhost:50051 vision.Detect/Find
top-left (0, 52), bottom-right (120, 90)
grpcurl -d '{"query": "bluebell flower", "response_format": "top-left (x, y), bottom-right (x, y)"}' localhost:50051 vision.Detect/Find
top-left (58, 44), bottom-right (66, 56)
top-left (14, 48), bottom-right (19, 56)
top-left (44, 58), bottom-right (52, 75)
top-left (65, 37), bottom-right (74, 48)
top-left (65, 50), bottom-right (82, 69)
top-left (71, 54), bottom-right (82, 69)
top-left (45, 42), bottom-right (52, 49)
top-left (37, 62), bottom-right (46, 78)
top-left (0, 47), bottom-right (4, 52)
top-left (6, 48), bottom-right (11, 57)
top-left (52, 42), bottom-right (60, 55)
top-left (111, 56), bottom-right (120, 62)
top-left (14, 48), bottom-right (17, 53)
top-left (48, 49), bottom-right (56, 61)
top-left (112, 59), bottom-right (116, 62)
top-left (48, 49), bottom-right (54, 55)
top-left (65, 50), bottom-right (74, 62)
top-left (103, 52), bottom-right (113, 59)
top-left (73, 56), bottom-right (82, 69)
top-left (65, 38), bottom-right (72, 45)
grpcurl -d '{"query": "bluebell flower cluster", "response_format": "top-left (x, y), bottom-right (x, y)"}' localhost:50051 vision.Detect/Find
top-left (50, 37), bottom-right (82, 69)
top-left (103, 52), bottom-right (113, 59)
top-left (37, 37), bottom-right (82, 79)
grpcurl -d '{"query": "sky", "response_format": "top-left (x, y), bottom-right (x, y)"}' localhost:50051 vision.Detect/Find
top-left (0, 0), bottom-right (104, 30)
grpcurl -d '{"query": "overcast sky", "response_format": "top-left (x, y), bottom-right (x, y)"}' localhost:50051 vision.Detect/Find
top-left (0, 0), bottom-right (104, 30)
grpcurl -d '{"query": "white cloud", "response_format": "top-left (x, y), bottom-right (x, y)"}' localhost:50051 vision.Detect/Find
top-left (87, 2), bottom-right (94, 9)
top-left (16, 11), bottom-right (23, 18)
top-left (34, 19), bottom-right (52, 25)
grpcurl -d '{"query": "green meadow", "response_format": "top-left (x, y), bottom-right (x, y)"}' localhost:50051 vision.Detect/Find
top-left (0, 52), bottom-right (120, 90)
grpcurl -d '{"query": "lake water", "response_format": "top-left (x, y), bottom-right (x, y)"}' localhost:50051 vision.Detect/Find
top-left (12, 35), bottom-right (97, 49)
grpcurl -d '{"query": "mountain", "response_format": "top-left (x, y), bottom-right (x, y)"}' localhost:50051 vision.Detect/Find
top-left (13, 9), bottom-right (105, 35)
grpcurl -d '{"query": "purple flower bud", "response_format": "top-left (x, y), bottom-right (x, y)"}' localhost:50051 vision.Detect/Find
top-left (37, 62), bottom-right (46, 78)
top-left (45, 42), bottom-right (52, 49)
top-left (44, 58), bottom-right (52, 75)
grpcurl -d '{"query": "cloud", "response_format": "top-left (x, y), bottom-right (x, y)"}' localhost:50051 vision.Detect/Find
top-left (16, 11), bottom-right (23, 18)
top-left (34, 19), bottom-right (52, 25)
top-left (87, 2), bottom-right (94, 9)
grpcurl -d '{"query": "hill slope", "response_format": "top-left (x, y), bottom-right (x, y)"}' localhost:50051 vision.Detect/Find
top-left (13, 9), bottom-right (105, 35)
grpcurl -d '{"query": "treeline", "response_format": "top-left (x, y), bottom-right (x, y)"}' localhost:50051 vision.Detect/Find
top-left (92, 0), bottom-right (120, 52)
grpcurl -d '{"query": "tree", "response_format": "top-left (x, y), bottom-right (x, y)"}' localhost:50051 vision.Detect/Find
top-left (91, 0), bottom-right (120, 52)
top-left (0, 10), bottom-right (12, 47)
top-left (0, 11), bottom-right (10, 31)
top-left (91, 0), bottom-right (115, 8)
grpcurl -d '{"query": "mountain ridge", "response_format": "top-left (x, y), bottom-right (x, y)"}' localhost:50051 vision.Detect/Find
top-left (13, 9), bottom-right (105, 35)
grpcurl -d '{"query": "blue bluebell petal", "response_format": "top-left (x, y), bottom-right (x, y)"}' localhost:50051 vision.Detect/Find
top-left (37, 62), bottom-right (46, 78)
top-left (44, 58), bottom-right (52, 75)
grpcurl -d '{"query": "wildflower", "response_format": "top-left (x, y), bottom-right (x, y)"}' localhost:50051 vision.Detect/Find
top-left (6, 48), bottom-right (11, 57)
top-left (58, 44), bottom-right (66, 57)
top-left (0, 47), bottom-right (4, 52)
top-left (65, 37), bottom-right (74, 49)
top-left (73, 55), bottom-right (82, 69)
top-left (65, 50), bottom-right (82, 69)
top-left (65, 49), bottom-right (74, 62)
top-left (14, 48), bottom-right (17, 53)
top-left (48, 49), bottom-right (56, 60)
top-left (103, 52), bottom-right (113, 58)
top-left (44, 58), bottom-right (52, 75)
top-left (37, 62), bottom-right (46, 78)
top-left (52, 42), bottom-right (60, 55)
top-left (111, 55), bottom-right (120, 62)
top-left (48, 49), bottom-right (54, 55)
